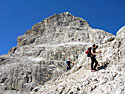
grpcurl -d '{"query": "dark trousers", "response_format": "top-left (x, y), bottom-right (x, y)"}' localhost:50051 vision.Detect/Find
top-left (91, 57), bottom-right (98, 70)
top-left (67, 66), bottom-right (71, 71)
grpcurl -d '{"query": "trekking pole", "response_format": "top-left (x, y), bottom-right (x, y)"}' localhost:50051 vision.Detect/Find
top-left (99, 50), bottom-right (103, 66)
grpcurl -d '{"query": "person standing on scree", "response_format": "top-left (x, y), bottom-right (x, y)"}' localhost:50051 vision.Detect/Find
top-left (91, 44), bottom-right (101, 72)
top-left (66, 58), bottom-right (73, 71)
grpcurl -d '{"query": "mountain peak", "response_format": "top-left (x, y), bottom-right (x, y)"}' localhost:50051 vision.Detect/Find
top-left (17, 12), bottom-right (90, 47)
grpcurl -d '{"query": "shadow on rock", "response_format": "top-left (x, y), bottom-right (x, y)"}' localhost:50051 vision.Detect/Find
top-left (97, 63), bottom-right (109, 70)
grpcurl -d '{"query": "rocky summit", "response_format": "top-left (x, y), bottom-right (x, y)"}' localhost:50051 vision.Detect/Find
top-left (0, 12), bottom-right (124, 94)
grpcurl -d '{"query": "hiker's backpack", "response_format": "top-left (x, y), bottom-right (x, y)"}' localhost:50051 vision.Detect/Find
top-left (85, 47), bottom-right (92, 57)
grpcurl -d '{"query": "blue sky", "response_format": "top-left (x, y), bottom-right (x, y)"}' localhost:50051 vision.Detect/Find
top-left (0, 0), bottom-right (125, 55)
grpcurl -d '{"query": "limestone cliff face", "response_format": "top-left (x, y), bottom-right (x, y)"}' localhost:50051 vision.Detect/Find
top-left (0, 12), bottom-right (123, 94)
top-left (16, 12), bottom-right (113, 47)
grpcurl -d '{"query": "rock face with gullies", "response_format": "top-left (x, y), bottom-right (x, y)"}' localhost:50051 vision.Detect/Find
top-left (0, 12), bottom-right (123, 94)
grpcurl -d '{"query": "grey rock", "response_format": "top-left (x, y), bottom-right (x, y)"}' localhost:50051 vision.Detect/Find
top-left (0, 12), bottom-right (124, 94)
top-left (117, 25), bottom-right (125, 38)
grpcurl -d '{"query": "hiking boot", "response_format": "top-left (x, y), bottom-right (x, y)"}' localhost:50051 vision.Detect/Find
top-left (91, 70), bottom-right (95, 72)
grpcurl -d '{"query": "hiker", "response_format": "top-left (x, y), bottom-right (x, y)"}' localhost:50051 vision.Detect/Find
top-left (66, 58), bottom-right (73, 71)
top-left (91, 44), bottom-right (101, 72)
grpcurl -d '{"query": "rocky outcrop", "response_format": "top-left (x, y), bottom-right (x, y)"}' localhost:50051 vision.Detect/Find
top-left (0, 12), bottom-right (124, 94)
top-left (117, 25), bottom-right (125, 38)
top-left (31, 26), bottom-right (125, 94)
